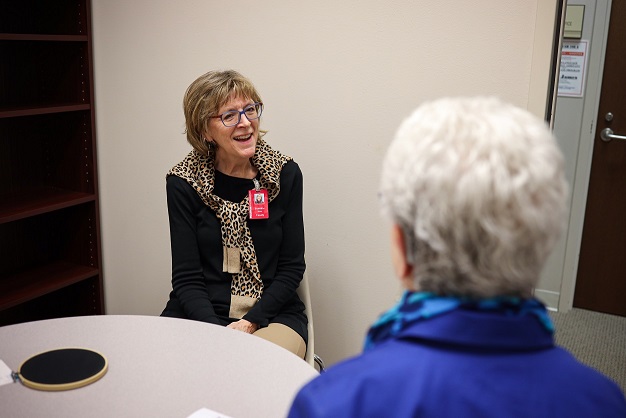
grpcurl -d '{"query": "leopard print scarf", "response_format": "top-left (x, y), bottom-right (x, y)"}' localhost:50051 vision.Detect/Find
top-left (168, 138), bottom-right (291, 314)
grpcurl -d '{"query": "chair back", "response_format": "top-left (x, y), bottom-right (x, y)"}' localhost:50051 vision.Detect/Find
top-left (297, 271), bottom-right (315, 366)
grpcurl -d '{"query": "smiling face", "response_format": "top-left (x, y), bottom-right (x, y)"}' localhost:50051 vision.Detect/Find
top-left (205, 95), bottom-right (260, 170)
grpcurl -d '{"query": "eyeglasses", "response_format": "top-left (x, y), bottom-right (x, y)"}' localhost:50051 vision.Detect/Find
top-left (209, 102), bottom-right (263, 127)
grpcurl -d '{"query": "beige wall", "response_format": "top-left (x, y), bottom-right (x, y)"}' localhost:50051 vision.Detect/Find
top-left (92, 0), bottom-right (559, 366)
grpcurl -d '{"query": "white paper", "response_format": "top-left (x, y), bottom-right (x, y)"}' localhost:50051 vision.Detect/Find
top-left (187, 407), bottom-right (233, 418)
top-left (558, 40), bottom-right (589, 97)
top-left (0, 359), bottom-right (15, 387)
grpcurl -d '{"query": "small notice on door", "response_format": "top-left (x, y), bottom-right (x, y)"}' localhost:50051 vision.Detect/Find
top-left (558, 40), bottom-right (589, 97)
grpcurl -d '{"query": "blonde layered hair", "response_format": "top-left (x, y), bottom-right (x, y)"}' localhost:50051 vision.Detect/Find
top-left (183, 70), bottom-right (263, 154)
top-left (379, 97), bottom-right (568, 298)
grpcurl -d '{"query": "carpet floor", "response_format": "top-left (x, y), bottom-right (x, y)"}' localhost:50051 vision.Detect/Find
top-left (550, 308), bottom-right (626, 393)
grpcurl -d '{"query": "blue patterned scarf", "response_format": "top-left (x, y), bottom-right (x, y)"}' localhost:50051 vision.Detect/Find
top-left (364, 290), bottom-right (554, 351)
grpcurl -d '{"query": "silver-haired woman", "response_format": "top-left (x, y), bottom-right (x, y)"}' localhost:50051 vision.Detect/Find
top-left (289, 97), bottom-right (626, 417)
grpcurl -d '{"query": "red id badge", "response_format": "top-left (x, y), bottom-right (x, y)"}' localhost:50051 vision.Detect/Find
top-left (249, 188), bottom-right (269, 219)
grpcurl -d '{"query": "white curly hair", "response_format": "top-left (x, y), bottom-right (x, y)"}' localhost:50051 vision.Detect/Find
top-left (379, 97), bottom-right (568, 298)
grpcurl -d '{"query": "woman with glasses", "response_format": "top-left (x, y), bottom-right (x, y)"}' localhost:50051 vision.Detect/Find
top-left (161, 70), bottom-right (307, 359)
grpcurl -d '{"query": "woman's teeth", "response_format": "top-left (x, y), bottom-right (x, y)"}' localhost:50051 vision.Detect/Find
top-left (234, 134), bottom-right (252, 141)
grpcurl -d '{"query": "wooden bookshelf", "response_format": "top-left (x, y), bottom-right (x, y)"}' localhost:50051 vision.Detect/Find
top-left (0, 0), bottom-right (104, 326)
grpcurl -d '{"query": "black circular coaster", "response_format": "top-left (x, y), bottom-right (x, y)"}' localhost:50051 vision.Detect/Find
top-left (18, 348), bottom-right (108, 391)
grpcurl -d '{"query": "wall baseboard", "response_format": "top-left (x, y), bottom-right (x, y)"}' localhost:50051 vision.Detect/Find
top-left (534, 289), bottom-right (559, 311)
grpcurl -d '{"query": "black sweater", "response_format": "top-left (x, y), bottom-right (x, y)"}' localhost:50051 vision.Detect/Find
top-left (162, 160), bottom-right (307, 342)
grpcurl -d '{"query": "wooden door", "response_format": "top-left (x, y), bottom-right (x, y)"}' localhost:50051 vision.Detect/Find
top-left (574, 0), bottom-right (626, 316)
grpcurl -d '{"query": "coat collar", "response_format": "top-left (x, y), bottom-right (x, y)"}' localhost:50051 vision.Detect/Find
top-left (396, 308), bottom-right (554, 351)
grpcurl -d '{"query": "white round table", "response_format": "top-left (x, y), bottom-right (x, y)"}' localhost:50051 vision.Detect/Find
top-left (0, 315), bottom-right (318, 417)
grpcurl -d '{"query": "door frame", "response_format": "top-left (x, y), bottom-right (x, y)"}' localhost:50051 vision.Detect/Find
top-left (557, 0), bottom-right (613, 312)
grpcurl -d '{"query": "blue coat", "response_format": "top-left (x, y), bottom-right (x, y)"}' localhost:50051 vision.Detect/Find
top-left (288, 308), bottom-right (626, 417)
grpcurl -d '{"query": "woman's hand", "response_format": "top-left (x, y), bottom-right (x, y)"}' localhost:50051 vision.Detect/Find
top-left (227, 319), bottom-right (259, 334)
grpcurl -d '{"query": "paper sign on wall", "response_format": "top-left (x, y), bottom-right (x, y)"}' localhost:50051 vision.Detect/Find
top-left (558, 40), bottom-right (589, 98)
top-left (558, 41), bottom-right (589, 97)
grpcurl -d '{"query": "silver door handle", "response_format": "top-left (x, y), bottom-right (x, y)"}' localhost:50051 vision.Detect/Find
top-left (600, 128), bottom-right (626, 142)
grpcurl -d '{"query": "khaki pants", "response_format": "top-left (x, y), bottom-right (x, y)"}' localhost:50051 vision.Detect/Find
top-left (253, 323), bottom-right (306, 359)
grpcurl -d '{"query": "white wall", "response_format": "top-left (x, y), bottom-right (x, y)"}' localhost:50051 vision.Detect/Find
top-left (92, 0), bottom-right (558, 366)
